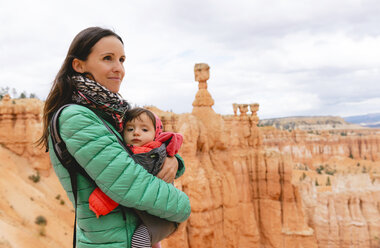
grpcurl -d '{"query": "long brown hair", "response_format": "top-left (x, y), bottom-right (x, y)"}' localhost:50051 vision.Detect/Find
top-left (37, 27), bottom-right (124, 149)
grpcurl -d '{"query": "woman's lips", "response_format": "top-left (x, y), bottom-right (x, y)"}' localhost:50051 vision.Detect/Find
top-left (108, 77), bottom-right (121, 82)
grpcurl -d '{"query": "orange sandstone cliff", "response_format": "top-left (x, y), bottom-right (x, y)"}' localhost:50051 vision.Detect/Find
top-left (0, 64), bottom-right (380, 248)
top-left (0, 95), bottom-right (73, 248)
top-left (260, 127), bottom-right (380, 248)
top-left (261, 127), bottom-right (380, 165)
top-left (157, 64), bottom-right (317, 247)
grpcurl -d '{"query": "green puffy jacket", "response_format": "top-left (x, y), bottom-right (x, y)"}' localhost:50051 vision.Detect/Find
top-left (48, 104), bottom-right (191, 248)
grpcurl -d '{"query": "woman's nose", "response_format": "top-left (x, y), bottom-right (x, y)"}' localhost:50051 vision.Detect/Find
top-left (113, 61), bottom-right (124, 73)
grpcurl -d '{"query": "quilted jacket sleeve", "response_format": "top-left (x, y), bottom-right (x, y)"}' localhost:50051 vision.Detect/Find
top-left (175, 154), bottom-right (185, 178)
top-left (58, 105), bottom-right (191, 223)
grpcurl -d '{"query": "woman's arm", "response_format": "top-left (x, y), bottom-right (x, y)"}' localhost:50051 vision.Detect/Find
top-left (58, 105), bottom-right (190, 223)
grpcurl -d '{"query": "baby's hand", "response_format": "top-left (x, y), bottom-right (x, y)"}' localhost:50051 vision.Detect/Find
top-left (155, 132), bottom-right (183, 156)
top-left (156, 156), bottom-right (178, 183)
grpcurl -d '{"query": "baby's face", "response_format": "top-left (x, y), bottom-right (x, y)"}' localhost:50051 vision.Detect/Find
top-left (123, 113), bottom-right (156, 147)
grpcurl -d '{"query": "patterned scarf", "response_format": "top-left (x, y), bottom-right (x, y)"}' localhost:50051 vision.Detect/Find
top-left (71, 74), bottom-right (130, 132)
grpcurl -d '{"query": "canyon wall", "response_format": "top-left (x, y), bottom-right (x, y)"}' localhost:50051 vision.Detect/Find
top-left (257, 126), bottom-right (380, 248)
top-left (299, 174), bottom-right (380, 248)
top-left (258, 116), bottom-right (363, 131)
top-left (159, 64), bottom-right (317, 247)
top-left (0, 96), bottom-right (73, 248)
top-left (0, 95), bottom-right (50, 172)
top-left (261, 127), bottom-right (380, 166)
top-left (157, 107), bottom-right (317, 248)
top-left (157, 109), bottom-right (380, 248)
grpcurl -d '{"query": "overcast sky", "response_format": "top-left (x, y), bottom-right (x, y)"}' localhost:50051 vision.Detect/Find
top-left (1, 0), bottom-right (379, 119)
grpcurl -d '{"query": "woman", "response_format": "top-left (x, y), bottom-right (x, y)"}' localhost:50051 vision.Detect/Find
top-left (38, 27), bottom-right (191, 248)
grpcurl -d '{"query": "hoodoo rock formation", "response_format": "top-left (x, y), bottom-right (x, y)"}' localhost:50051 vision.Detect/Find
top-left (0, 64), bottom-right (380, 248)
top-left (261, 128), bottom-right (380, 165)
top-left (298, 174), bottom-right (380, 248)
top-left (159, 64), bottom-right (318, 247)
top-left (0, 95), bottom-right (50, 172)
top-left (0, 96), bottom-right (73, 247)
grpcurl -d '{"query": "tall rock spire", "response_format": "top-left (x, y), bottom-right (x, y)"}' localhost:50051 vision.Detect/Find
top-left (191, 63), bottom-right (226, 150)
top-left (192, 63), bottom-right (214, 109)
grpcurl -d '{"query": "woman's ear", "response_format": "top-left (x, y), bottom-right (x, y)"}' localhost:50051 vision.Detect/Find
top-left (72, 58), bottom-right (85, 73)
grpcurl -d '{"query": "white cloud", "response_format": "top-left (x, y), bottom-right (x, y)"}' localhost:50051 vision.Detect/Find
top-left (1, 0), bottom-right (380, 119)
top-left (339, 98), bottom-right (380, 117)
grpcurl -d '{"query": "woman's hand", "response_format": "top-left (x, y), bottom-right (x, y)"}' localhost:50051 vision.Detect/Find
top-left (156, 156), bottom-right (178, 183)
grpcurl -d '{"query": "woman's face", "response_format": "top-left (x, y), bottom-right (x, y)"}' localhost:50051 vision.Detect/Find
top-left (73, 36), bottom-right (125, 93)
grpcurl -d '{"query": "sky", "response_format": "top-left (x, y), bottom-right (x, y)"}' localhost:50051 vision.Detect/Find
top-left (1, 0), bottom-right (380, 119)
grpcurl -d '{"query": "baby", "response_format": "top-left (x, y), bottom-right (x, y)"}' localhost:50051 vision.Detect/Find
top-left (89, 107), bottom-right (184, 248)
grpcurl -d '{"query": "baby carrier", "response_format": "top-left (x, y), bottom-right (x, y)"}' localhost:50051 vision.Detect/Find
top-left (49, 104), bottom-right (177, 247)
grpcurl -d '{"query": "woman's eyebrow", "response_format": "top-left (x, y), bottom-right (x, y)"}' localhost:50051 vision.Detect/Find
top-left (100, 52), bottom-right (115, 56)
